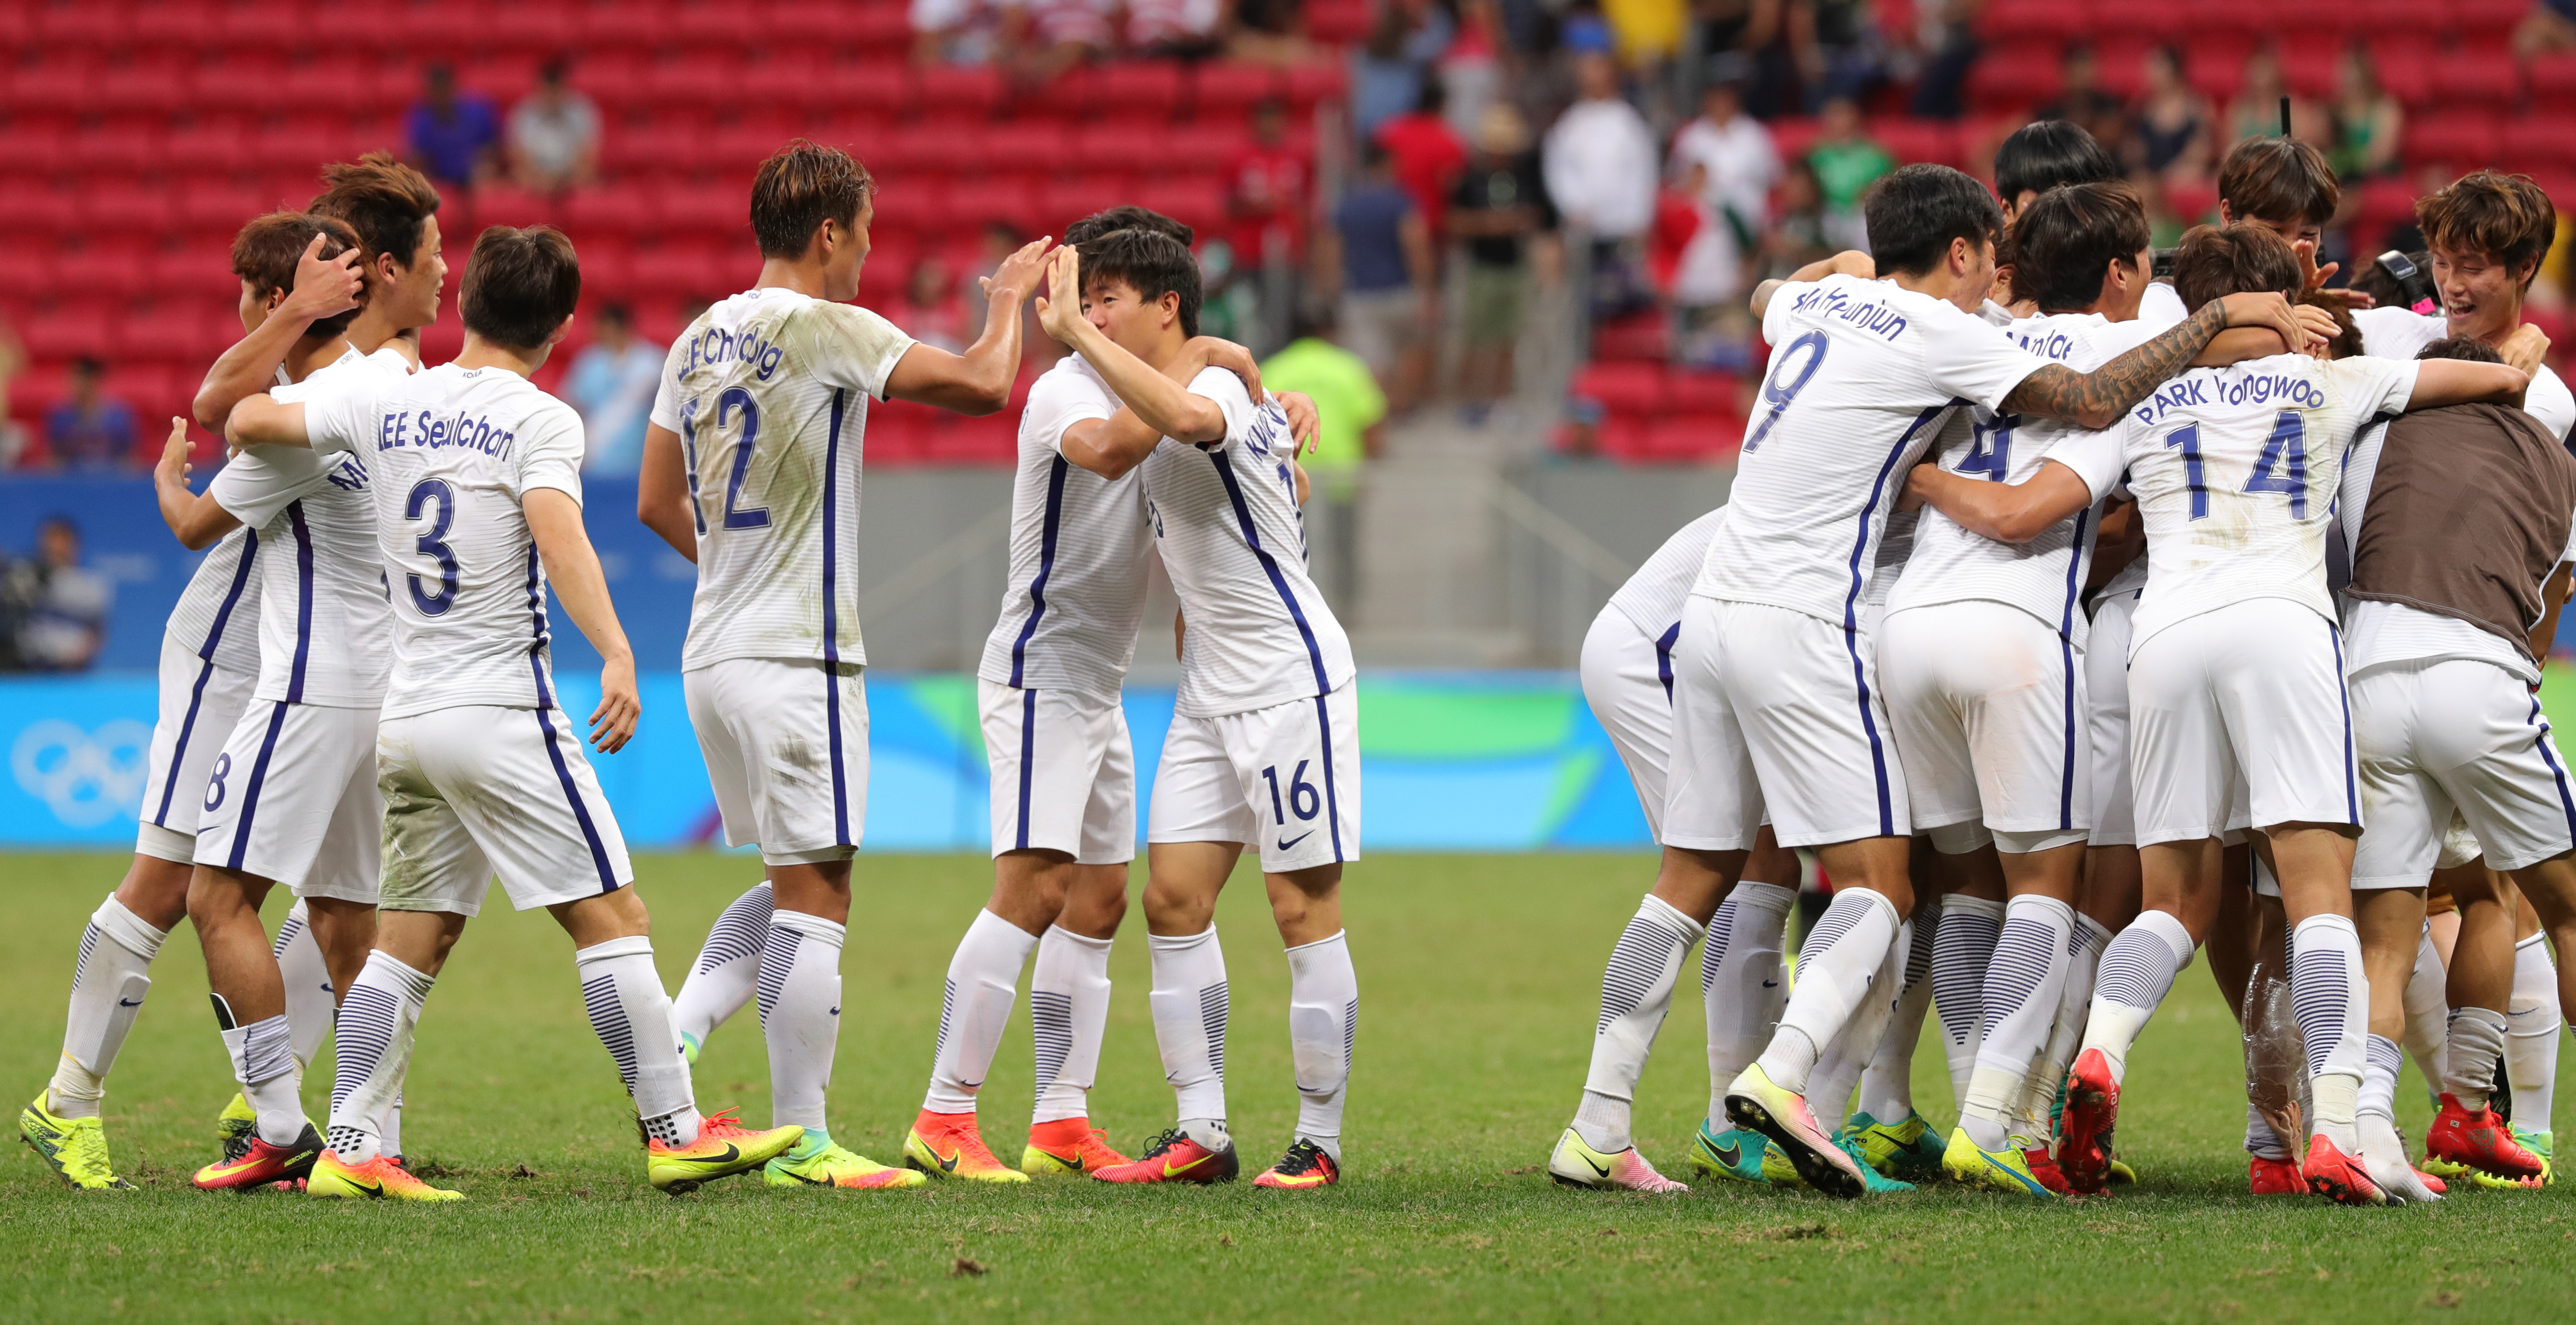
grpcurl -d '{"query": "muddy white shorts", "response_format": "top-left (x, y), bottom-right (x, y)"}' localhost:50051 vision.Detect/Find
top-left (1148, 682), bottom-right (1359, 873)
top-left (1579, 604), bottom-right (1679, 838)
top-left (376, 704), bottom-right (633, 916)
top-left (980, 679), bottom-right (1136, 864)
top-left (685, 657), bottom-right (868, 866)
top-left (2350, 658), bottom-right (2576, 885)
top-left (136, 638), bottom-right (257, 862)
top-left (193, 699), bottom-right (381, 903)
top-left (1880, 599), bottom-right (2089, 855)
top-left (2128, 601), bottom-right (2358, 847)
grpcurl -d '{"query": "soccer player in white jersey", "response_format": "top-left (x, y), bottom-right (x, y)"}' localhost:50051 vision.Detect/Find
top-left (634, 141), bottom-right (1049, 1190)
top-left (13, 217), bottom-right (364, 1190)
top-left (1666, 164), bottom-right (2310, 1198)
top-left (1551, 504), bottom-right (1808, 1192)
top-left (1033, 230), bottom-right (1361, 1189)
top-left (224, 225), bottom-right (803, 1200)
top-left (1907, 222), bottom-right (2528, 1203)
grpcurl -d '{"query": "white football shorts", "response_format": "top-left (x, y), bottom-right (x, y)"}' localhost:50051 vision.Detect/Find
top-left (2350, 658), bottom-right (2576, 885)
top-left (1578, 604), bottom-right (1678, 839)
top-left (1663, 597), bottom-right (1909, 850)
top-left (1148, 681), bottom-right (1359, 873)
top-left (376, 704), bottom-right (634, 916)
top-left (980, 679), bottom-right (1136, 864)
top-left (192, 699), bottom-right (381, 903)
top-left (685, 657), bottom-right (869, 865)
top-left (2128, 601), bottom-right (2358, 847)
top-left (136, 637), bottom-right (257, 862)
top-left (2084, 586), bottom-right (2142, 848)
top-left (1880, 600), bottom-right (2089, 856)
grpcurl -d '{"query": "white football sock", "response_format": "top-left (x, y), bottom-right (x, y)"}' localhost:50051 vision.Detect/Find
top-left (48, 895), bottom-right (165, 1120)
top-left (1808, 926), bottom-right (1908, 1124)
top-left (1030, 925), bottom-right (1115, 1125)
top-left (1574, 895), bottom-right (1703, 1153)
top-left (271, 899), bottom-right (336, 1074)
top-left (222, 1013), bottom-right (305, 1145)
top-left (1934, 894), bottom-right (2004, 1108)
top-left (2401, 923), bottom-right (2448, 1105)
top-left (576, 935), bottom-right (698, 1146)
top-left (2080, 908), bottom-right (2196, 1082)
top-left (1858, 902), bottom-right (1938, 1123)
top-left (2446, 1006), bottom-right (2510, 1110)
top-left (757, 908), bottom-right (846, 1132)
top-left (926, 908), bottom-right (1038, 1115)
top-left (326, 950), bottom-right (433, 1165)
top-left (1149, 925), bottom-right (1230, 1129)
top-left (1286, 930), bottom-right (1357, 1162)
top-left (672, 881), bottom-right (771, 1049)
top-left (2290, 912), bottom-right (2368, 1152)
top-left (2359, 1032), bottom-right (2403, 1125)
top-left (1755, 888), bottom-right (1899, 1093)
top-left (1962, 894), bottom-right (2074, 1150)
top-left (2508, 932), bottom-right (2562, 1129)
top-left (2022, 914), bottom-right (2111, 1133)
top-left (381, 1092), bottom-right (404, 1159)
top-left (1702, 881), bottom-right (1793, 1128)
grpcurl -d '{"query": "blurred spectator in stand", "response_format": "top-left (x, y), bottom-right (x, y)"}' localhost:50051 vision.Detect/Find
top-left (1197, 240), bottom-right (1264, 344)
top-left (2519, 0), bottom-right (2576, 56)
top-left (1454, 103), bottom-right (1556, 424)
top-left (0, 314), bottom-right (24, 468)
top-left (563, 304), bottom-right (665, 477)
top-left (1604, 0), bottom-right (1688, 120)
top-left (891, 255), bottom-right (971, 352)
top-left (44, 360), bottom-right (138, 474)
top-left (1756, 157), bottom-right (1833, 279)
top-left (2128, 45), bottom-right (2209, 184)
top-left (1260, 304), bottom-right (1386, 602)
top-left (2226, 46), bottom-right (2325, 153)
top-left (1791, 0), bottom-right (1882, 113)
top-left (406, 64), bottom-right (502, 192)
top-left (1441, 0), bottom-right (1507, 143)
top-left (1658, 160), bottom-right (1758, 371)
top-left (509, 58), bottom-right (599, 197)
top-left (1910, 0), bottom-right (1981, 119)
top-left (2328, 44), bottom-right (2403, 182)
top-left (1695, 0), bottom-right (1786, 110)
top-left (1230, 0), bottom-right (1318, 65)
top-left (1378, 78), bottom-right (1470, 244)
top-left (2037, 44), bottom-right (2128, 152)
top-left (913, 0), bottom-right (1003, 63)
top-left (1543, 48), bottom-right (1656, 242)
top-left (1230, 100), bottom-right (1313, 271)
top-left (1806, 95), bottom-right (1890, 252)
top-left (1352, 4), bottom-right (1432, 142)
top-left (1004, 0), bottom-right (1112, 85)
top-left (1670, 79), bottom-right (1778, 249)
top-left (7, 516), bottom-right (111, 672)
top-left (1323, 142), bottom-right (1437, 413)
top-left (1128, 0), bottom-right (1226, 56)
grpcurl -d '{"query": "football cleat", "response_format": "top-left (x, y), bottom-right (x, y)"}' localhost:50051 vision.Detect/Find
top-left (306, 1149), bottom-right (462, 1201)
top-left (1686, 1120), bottom-right (1775, 1184)
top-left (2248, 1155), bottom-right (2305, 1194)
top-left (2423, 1095), bottom-right (2544, 1181)
top-left (2463, 1127), bottom-right (2553, 1190)
top-left (1941, 1127), bottom-right (2055, 1197)
top-left (766, 1132), bottom-right (926, 1190)
top-left (1830, 1128), bottom-right (1915, 1194)
top-left (1724, 1064), bottom-right (1867, 1198)
top-left (2106, 1157), bottom-right (2138, 1185)
top-left (1253, 1139), bottom-right (1341, 1189)
top-left (20, 1093), bottom-right (132, 1191)
top-left (1090, 1127), bottom-right (1239, 1184)
top-left (1021, 1117), bottom-right (1131, 1176)
top-left (193, 1123), bottom-right (323, 1191)
top-left (1546, 1127), bottom-right (1688, 1193)
top-left (1845, 1109), bottom-right (1945, 1178)
top-left (2359, 1116), bottom-right (2442, 1204)
top-left (2021, 1139), bottom-right (2072, 1195)
top-left (2302, 1134), bottom-right (2391, 1206)
top-left (904, 1111), bottom-right (1029, 1182)
top-left (679, 1032), bottom-right (703, 1067)
top-left (2057, 1049), bottom-right (2121, 1195)
top-left (646, 1109), bottom-right (803, 1194)
top-left (215, 1092), bottom-right (258, 1164)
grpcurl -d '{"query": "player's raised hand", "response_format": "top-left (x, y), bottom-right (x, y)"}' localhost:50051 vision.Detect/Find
top-left (2290, 302), bottom-right (2343, 354)
top-left (1278, 390), bottom-right (1322, 454)
top-left (590, 653), bottom-right (640, 754)
top-left (981, 235), bottom-right (1054, 306)
top-left (2500, 321), bottom-right (2552, 376)
top-left (2216, 291), bottom-right (2322, 356)
top-left (2291, 239), bottom-right (2371, 309)
top-left (1033, 245), bottom-right (1087, 346)
top-left (154, 417), bottom-right (194, 489)
top-left (282, 232), bottom-right (365, 322)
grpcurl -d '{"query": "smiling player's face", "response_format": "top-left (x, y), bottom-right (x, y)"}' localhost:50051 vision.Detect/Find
top-left (2430, 243), bottom-right (2527, 345)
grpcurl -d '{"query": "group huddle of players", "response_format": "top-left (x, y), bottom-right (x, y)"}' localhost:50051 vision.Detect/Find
top-left (1551, 127), bottom-right (2576, 1206)
top-left (21, 140), bottom-right (1364, 1199)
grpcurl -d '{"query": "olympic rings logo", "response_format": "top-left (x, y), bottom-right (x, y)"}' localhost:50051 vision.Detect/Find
top-left (10, 719), bottom-right (153, 828)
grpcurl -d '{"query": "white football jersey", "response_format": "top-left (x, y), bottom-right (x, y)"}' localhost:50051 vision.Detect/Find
top-left (2351, 305), bottom-right (2443, 362)
top-left (2526, 364), bottom-right (2574, 444)
top-left (1694, 274), bottom-right (2048, 626)
top-left (2049, 352), bottom-right (2420, 653)
top-left (1607, 505), bottom-right (1727, 642)
top-left (163, 526), bottom-right (264, 676)
top-left (1888, 311), bottom-right (2168, 646)
top-left (209, 346), bottom-right (409, 707)
top-left (1138, 367), bottom-right (1355, 718)
top-left (303, 363), bottom-right (589, 720)
top-left (647, 288), bottom-right (919, 672)
top-left (977, 355), bottom-right (1153, 702)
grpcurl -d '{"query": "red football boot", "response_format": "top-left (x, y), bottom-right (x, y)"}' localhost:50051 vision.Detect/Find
top-left (2248, 1154), bottom-right (2304, 1194)
top-left (2057, 1049), bottom-right (2121, 1195)
top-left (1090, 1127), bottom-right (1239, 1184)
top-left (2302, 1134), bottom-right (2389, 1206)
top-left (193, 1123), bottom-right (324, 1191)
top-left (2424, 1094), bottom-right (2544, 1181)
top-left (2022, 1142), bottom-right (2071, 1196)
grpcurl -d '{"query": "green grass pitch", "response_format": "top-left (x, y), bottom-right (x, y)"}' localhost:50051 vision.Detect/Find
top-left (1, 851), bottom-right (2568, 1323)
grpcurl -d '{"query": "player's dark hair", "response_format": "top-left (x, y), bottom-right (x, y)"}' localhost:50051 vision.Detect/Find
top-left (461, 225), bottom-right (580, 351)
top-left (2217, 137), bottom-right (2340, 229)
top-left (231, 211), bottom-right (366, 340)
top-left (2013, 182), bottom-right (2151, 314)
top-left (1065, 204), bottom-right (1193, 247)
top-left (2299, 291), bottom-right (2363, 359)
top-left (2171, 222), bottom-right (2303, 308)
top-left (1078, 228), bottom-right (1202, 338)
top-left (750, 139), bottom-right (874, 259)
top-left (310, 152), bottom-right (443, 271)
top-left (2417, 335), bottom-right (2505, 364)
top-left (2418, 171), bottom-right (2557, 291)
top-left (1864, 163), bottom-right (2006, 278)
top-left (1994, 121), bottom-right (2120, 209)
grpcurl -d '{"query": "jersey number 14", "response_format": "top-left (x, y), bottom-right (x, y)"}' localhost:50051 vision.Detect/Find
top-left (2162, 409), bottom-right (2308, 520)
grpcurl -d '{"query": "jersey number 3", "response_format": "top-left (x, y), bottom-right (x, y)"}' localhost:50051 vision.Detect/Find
top-left (404, 479), bottom-right (459, 616)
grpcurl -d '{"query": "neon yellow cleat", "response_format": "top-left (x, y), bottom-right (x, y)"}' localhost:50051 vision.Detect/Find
top-left (2106, 1157), bottom-right (2139, 1185)
top-left (306, 1149), bottom-right (462, 1201)
top-left (647, 1109), bottom-right (803, 1193)
top-left (1687, 1120), bottom-right (1776, 1184)
top-left (904, 1111), bottom-right (1030, 1182)
top-left (1724, 1064), bottom-right (1867, 1198)
top-left (1941, 1126), bottom-right (2056, 1197)
top-left (1022, 1117), bottom-right (1131, 1176)
top-left (20, 1093), bottom-right (131, 1190)
top-left (215, 1091), bottom-right (257, 1164)
top-left (1545, 1126), bottom-right (1688, 1192)
top-left (1845, 1110), bottom-right (1944, 1178)
top-left (766, 1131), bottom-right (927, 1190)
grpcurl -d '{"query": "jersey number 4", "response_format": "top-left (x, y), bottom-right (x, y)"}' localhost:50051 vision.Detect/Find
top-left (2162, 410), bottom-right (2307, 521)
top-left (1959, 415), bottom-right (2018, 481)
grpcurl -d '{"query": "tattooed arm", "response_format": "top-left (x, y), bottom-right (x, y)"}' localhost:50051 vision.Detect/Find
top-left (2000, 293), bottom-right (2312, 429)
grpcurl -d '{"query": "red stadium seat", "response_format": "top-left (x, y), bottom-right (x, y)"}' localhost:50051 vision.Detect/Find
top-left (1975, 0), bottom-right (2090, 45)
top-left (1569, 362), bottom-right (1668, 417)
top-left (151, 245), bottom-right (247, 304)
top-left (1192, 61), bottom-right (1286, 120)
top-left (1135, 179), bottom-right (1226, 233)
top-left (217, 3), bottom-right (312, 53)
top-left (1073, 124), bottom-right (1163, 178)
top-left (1591, 314), bottom-right (1669, 363)
top-left (2405, 112), bottom-right (2500, 170)
top-left (1665, 370), bottom-right (1742, 419)
top-left (77, 182), bottom-right (171, 244)
top-left (945, 179), bottom-right (1040, 233)
top-left (2534, 54), bottom-right (2576, 111)
top-left (1081, 61), bottom-right (1185, 122)
top-left (2180, 0), bottom-right (2264, 39)
top-left (984, 120), bottom-right (1074, 175)
top-left (2274, 45), bottom-right (2339, 101)
top-left (96, 64), bottom-right (186, 117)
top-left (630, 242), bottom-right (728, 297)
top-left (1872, 119), bottom-right (1957, 168)
top-left (117, 303), bottom-right (227, 364)
top-left (1966, 46), bottom-right (2056, 117)
top-left (2500, 116), bottom-right (2576, 174)
top-left (4, 63), bottom-right (99, 117)
top-left (61, 126), bottom-right (162, 180)
top-left (1284, 63), bottom-right (1349, 110)
top-left (2452, 0), bottom-right (2529, 41)
top-left (1637, 415), bottom-right (1743, 464)
top-left (1166, 124), bottom-right (1250, 175)
top-left (2351, 176), bottom-right (2420, 248)
top-left (0, 187), bottom-right (80, 242)
top-left (653, 188), bottom-right (749, 242)
top-left (1766, 117), bottom-right (1822, 164)
top-left (21, 309), bottom-right (115, 361)
top-left (179, 183), bottom-right (272, 235)
top-left (2429, 51), bottom-right (2521, 108)
top-left (1038, 178), bottom-right (1129, 232)
top-left (914, 65), bottom-right (1005, 120)
top-left (0, 251), bottom-right (52, 304)
top-left (2180, 38), bottom-right (2253, 107)
top-left (34, 3), bottom-right (132, 49)
top-left (562, 184), bottom-right (656, 239)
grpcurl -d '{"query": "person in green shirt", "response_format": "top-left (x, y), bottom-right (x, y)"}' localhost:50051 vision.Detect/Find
top-left (1807, 96), bottom-right (1892, 251)
top-left (1260, 306), bottom-right (1386, 602)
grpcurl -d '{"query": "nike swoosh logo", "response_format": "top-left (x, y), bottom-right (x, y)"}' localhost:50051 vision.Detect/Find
top-left (828, 1007), bottom-right (840, 1016)
top-left (687, 1143), bottom-right (741, 1166)
top-left (1760, 979), bottom-right (1779, 988)
top-left (931, 1146), bottom-right (961, 1173)
top-left (348, 1179), bottom-right (385, 1198)
top-left (1580, 1152), bottom-right (1611, 1177)
top-left (1163, 1154), bottom-right (1211, 1178)
top-left (116, 998), bottom-right (143, 1007)
top-left (1276, 831), bottom-right (1314, 850)
top-left (1713, 1139), bottom-right (1746, 1168)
